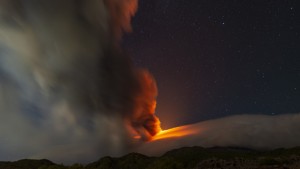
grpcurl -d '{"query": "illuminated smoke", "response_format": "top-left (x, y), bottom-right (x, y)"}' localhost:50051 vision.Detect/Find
top-left (104, 0), bottom-right (138, 39)
top-left (0, 0), bottom-right (161, 164)
top-left (129, 70), bottom-right (162, 141)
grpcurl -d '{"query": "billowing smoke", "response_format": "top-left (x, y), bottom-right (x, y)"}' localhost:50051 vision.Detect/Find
top-left (137, 113), bottom-right (300, 156)
top-left (129, 70), bottom-right (161, 140)
top-left (0, 0), bottom-right (160, 164)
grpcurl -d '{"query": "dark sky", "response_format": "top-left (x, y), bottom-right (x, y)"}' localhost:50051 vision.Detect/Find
top-left (123, 0), bottom-right (300, 129)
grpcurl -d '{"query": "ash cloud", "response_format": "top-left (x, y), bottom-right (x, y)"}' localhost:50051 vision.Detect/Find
top-left (0, 0), bottom-right (159, 164)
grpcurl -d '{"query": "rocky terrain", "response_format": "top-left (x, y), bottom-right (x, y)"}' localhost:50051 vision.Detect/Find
top-left (1, 147), bottom-right (300, 169)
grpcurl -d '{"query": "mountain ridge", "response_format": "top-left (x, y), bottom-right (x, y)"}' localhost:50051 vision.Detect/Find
top-left (1, 146), bottom-right (300, 169)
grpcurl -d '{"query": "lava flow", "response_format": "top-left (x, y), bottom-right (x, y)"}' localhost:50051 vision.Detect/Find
top-left (150, 124), bottom-right (199, 141)
top-left (133, 123), bottom-right (199, 141)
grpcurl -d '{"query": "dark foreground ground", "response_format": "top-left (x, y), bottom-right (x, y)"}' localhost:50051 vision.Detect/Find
top-left (1, 147), bottom-right (300, 169)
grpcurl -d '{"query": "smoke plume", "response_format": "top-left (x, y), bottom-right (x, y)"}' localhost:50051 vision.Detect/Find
top-left (0, 0), bottom-right (160, 164)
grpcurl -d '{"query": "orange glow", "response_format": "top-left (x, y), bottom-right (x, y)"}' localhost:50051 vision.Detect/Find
top-left (133, 135), bottom-right (142, 139)
top-left (130, 70), bottom-right (162, 140)
top-left (151, 124), bottom-right (198, 141)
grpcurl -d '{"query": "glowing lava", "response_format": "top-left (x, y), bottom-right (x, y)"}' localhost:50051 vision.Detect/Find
top-left (132, 122), bottom-right (200, 142)
top-left (151, 124), bottom-right (198, 141)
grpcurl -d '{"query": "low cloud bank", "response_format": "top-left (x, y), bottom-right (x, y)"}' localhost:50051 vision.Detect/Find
top-left (137, 113), bottom-right (300, 156)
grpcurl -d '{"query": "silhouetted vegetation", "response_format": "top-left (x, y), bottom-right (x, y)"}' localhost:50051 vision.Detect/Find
top-left (1, 147), bottom-right (300, 169)
top-left (0, 159), bottom-right (53, 169)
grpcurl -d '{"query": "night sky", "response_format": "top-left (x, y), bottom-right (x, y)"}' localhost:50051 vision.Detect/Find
top-left (123, 0), bottom-right (300, 129)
